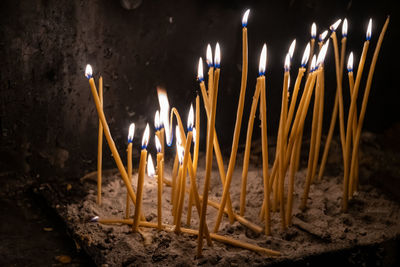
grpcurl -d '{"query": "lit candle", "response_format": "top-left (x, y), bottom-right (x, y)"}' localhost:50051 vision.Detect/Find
top-left (349, 17), bottom-right (390, 200)
top-left (174, 142), bottom-right (184, 224)
top-left (132, 123), bottom-right (150, 232)
top-left (97, 75), bottom-right (103, 205)
top-left (146, 154), bottom-right (158, 227)
top-left (343, 19), bottom-right (372, 212)
top-left (155, 135), bottom-right (163, 229)
top-left (198, 42), bottom-right (220, 257)
top-left (175, 105), bottom-right (194, 232)
top-left (85, 65), bottom-right (144, 220)
top-left (318, 18), bottom-right (347, 180)
top-left (173, 126), bottom-right (183, 218)
top-left (319, 30), bottom-right (328, 49)
top-left (154, 110), bottom-right (161, 145)
top-left (206, 44), bottom-right (214, 99)
top-left (307, 23), bottom-right (317, 75)
top-left (300, 45), bottom-right (328, 211)
top-left (214, 9), bottom-right (250, 233)
top-left (125, 123), bottom-right (135, 218)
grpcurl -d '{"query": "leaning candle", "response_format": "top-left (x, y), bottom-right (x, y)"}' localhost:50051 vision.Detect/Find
top-left (349, 17), bottom-right (390, 199)
top-left (174, 143), bottom-right (184, 225)
top-left (155, 135), bottom-right (163, 229)
top-left (85, 65), bottom-right (144, 221)
top-left (214, 9), bottom-right (249, 233)
top-left (319, 30), bottom-right (328, 49)
top-left (173, 126), bottom-right (183, 218)
top-left (198, 42), bottom-right (220, 257)
top-left (175, 105), bottom-right (194, 232)
top-left (132, 123), bottom-right (150, 232)
top-left (97, 75), bottom-right (104, 205)
top-left (125, 123), bottom-right (135, 218)
top-left (343, 19), bottom-right (371, 212)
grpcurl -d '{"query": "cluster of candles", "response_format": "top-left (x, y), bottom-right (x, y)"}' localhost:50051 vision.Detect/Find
top-left (85, 10), bottom-right (389, 257)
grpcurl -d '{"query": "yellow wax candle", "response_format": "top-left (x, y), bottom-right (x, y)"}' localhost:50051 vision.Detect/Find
top-left (155, 135), bottom-right (163, 229)
top-left (198, 43), bottom-right (220, 257)
top-left (343, 19), bottom-right (371, 212)
top-left (349, 17), bottom-right (389, 200)
top-left (97, 76), bottom-right (103, 205)
top-left (175, 105), bottom-right (194, 232)
top-left (125, 123), bottom-right (135, 218)
top-left (206, 44), bottom-right (214, 99)
top-left (132, 124), bottom-right (150, 232)
top-left (318, 30), bottom-right (328, 50)
top-left (214, 10), bottom-right (249, 233)
top-left (173, 127), bottom-right (184, 220)
top-left (146, 154), bottom-right (159, 229)
top-left (85, 65), bottom-right (144, 221)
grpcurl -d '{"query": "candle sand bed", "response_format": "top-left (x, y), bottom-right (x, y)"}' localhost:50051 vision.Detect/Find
top-left (37, 136), bottom-right (400, 266)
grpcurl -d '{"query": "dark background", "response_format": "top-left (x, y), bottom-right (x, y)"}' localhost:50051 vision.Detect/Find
top-left (0, 0), bottom-right (397, 180)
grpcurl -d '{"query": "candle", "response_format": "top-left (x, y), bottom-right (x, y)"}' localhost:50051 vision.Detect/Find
top-left (97, 75), bottom-right (104, 205)
top-left (132, 123), bottom-right (150, 232)
top-left (146, 154), bottom-right (159, 227)
top-left (198, 43), bottom-right (220, 257)
top-left (175, 105), bottom-right (194, 232)
top-left (214, 9), bottom-right (249, 233)
top-left (85, 65), bottom-right (144, 221)
top-left (318, 18), bottom-right (348, 180)
top-left (155, 135), bottom-right (163, 229)
top-left (154, 110), bottom-right (161, 144)
top-left (198, 57), bottom-right (236, 223)
top-left (307, 23), bottom-right (316, 75)
top-left (125, 123), bottom-right (135, 218)
top-left (342, 19), bottom-right (371, 212)
top-left (318, 30), bottom-right (328, 49)
top-left (173, 126), bottom-right (183, 218)
top-left (206, 44), bottom-right (214, 99)
top-left (349, 17), bottom-right (390, 200)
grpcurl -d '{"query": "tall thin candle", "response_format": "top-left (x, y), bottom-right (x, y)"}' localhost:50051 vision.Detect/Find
top-left (125, 123), bottom-right (135, 218)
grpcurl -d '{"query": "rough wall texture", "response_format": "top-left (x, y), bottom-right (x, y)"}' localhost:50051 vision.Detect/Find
top-left (0, 0), bottom-right (397, 179)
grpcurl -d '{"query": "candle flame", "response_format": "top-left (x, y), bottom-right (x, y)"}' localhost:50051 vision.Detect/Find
top-left (188, 104), bottom-right (194, 131)
top-left (175, 125), bottom-right (182, 146)
top-left (85, 64), bottom-right (93, 79)
top-left (142, 123), bottom-right (150, 149)
top-left (90, 216), bottom-right (99, 222)
top-left (198, 57), bottom-right (204, 82)
top-left (192, 127), bottom-right (196, 144)
top-left (319, 30), bottom-right (328, 42)
top-left (206, 44), bottom-right (213, 67)
top-left (242, 9), bottom-right (250, 27)
top-left (284, 53), bottom-right (291, 72)
top-left (155, 134), bottom-right (162, 153)
top-left (330, 19), bottom-right (342, 31)
top-left (310, 55), bottom-right (317, 71)
top-left (347, 52), bottom-right (354, 72)
top-left (214, 43), bottom-right (221, 68)
top-left (301, 42), bottom-right (311, 67)
top-left (317, 39), bottom-right (329, 66)
top-left (128, 123), bottom-right (135, 143)
top-left (288, 39), bottom-right (296, 59)
top-left (147, 154), bottom-right (155, 178)
top-left (342, 18), bottom-right (348, 37)
top-left (258, 44), bottom-right (267, 76)
top-left (157, 87), bottom-right (172, 145)
top-left (366, 19), bottom-right (372, 40)
top-left (177, 144), bottom-right (184, 165)
top-left (311, 23), bottom-right (317, 39)
top-left (154, 110), bottom-right (160, 130)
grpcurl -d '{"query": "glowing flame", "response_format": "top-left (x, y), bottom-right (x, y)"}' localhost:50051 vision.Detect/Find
top-left (347, 52), bottom-right (354, 72)
top-left (157, 87), bottom-right (171, 145)
top-left (154, 110), bottom-right (160, 130)
top-left (319, 30), bottom-right (328, 42)
top-left (85, 64), bottom-right (93, 79)
top-left (366, 19), bottom-right (372, 40)
top-left (155, 135), bottom-right (162, 153)
top-left (142, 123), bottom-right (150, 149)
top-left (258, 44), bottom-right (267, 76)
top-left (198, 57), bottom-right (204, 82)
top-left (128, 123), bottom-right (135, 143)
top-left (311, 23), bottom-right (317, 38)
top-left (317, 39), bottom-right (329, 66)
top-left (288, 39), bottom-right (296, 59)
top-left (90, 216), bottom-right (99, 222)
top-left (175, 125), bottom-right (181, 146)
top-left (310, 55), bottom-right (317, 71)
top-left (206, 44), bottom-right (213, 67)
top-left (284, 53), bottom-right (291, 72)
top-left (330, 19), bottom-right (342, 31)
top-left (301, 42), bottom-right (310, 67)
top-left (342, 18), bottom-right (348, 37)
top-left (192, 127), bottom-right (196, 144)
top-left (214, 43), bottom-right (221, 68)
top-left (177, 145), bottom-right (184, 165)
top-left (147, 154), bottom-right (155, 178)
top-left (188, 104), bottom-right (194, 131)
top-left (242, 9), bottom-right (250, 27)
